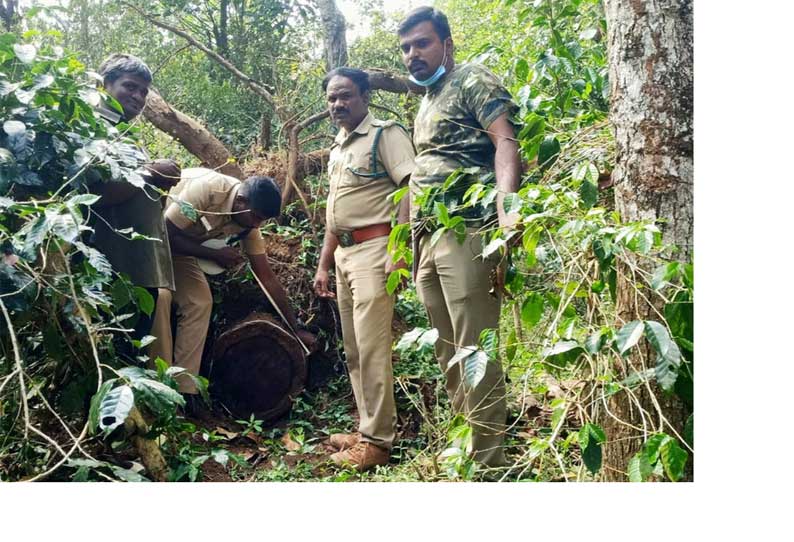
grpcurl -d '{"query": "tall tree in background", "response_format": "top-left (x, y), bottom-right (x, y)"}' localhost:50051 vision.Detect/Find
top-left (318, 0), bottom-right (348, 70)
top-left (602, 0), bottom-right (693, 480)
top-left (0, 0), bottom-right (19, 30)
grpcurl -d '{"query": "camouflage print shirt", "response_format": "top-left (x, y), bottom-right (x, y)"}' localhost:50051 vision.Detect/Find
top-left (410, 63), bottom-right (517, 221)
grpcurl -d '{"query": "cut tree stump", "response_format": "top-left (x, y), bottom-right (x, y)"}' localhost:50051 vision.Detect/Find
top-left (209, 312), bottom-right (307, 423)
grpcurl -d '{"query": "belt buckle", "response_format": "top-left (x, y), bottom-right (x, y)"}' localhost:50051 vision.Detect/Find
top-left (338, 231), bottom-right (354, 248)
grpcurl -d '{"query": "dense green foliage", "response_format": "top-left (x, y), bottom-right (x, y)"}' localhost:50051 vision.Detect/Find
top-left (0, 0), bottom-right (692, 482)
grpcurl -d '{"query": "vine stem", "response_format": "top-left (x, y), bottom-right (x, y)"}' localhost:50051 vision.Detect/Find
top-left (0, 297), bottom-right (30, 439)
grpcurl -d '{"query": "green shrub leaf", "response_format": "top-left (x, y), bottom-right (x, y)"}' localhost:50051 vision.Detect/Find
top-left (614, 320), bottom-right (643, 355)
top-left (98, 384), bottom-right (134, 433)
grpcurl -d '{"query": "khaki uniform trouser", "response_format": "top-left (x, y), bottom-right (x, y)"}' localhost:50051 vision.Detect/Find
top-left (149, 255), bottom-right (212, 395)
top-left (415, 227), bottom-right (507, 468)
top-left (335, 236), bottom-right (397, 450)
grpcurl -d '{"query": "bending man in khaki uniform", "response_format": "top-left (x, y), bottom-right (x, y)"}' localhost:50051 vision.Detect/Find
top-left (313, 68), bottom-right (415, 471)
top-left (398, 7), bottom-right (522, 468)
top-left (151, 168), bottom-right (307, 415)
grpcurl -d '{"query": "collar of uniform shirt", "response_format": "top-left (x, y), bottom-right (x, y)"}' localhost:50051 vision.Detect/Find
top-left (334, 112), bottom-right (374, 146)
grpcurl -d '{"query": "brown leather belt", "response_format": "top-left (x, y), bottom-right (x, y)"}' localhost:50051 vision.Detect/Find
top-left (338, 223), bottom-right (391, 248)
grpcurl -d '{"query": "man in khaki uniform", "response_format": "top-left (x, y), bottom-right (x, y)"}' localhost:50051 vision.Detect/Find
top-left (313, 68), bottom-right (415, 471)
top-left (398, 7), bottom-right (522, 468)
top-left (150, 167), bottom-right (307, 412)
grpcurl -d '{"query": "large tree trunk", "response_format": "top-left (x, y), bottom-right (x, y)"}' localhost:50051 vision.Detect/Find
top-left (602, 0), bottom-right (693, 481)
top-left (318, 0), bottom-right (348, 71)
top-left (0, 0), bottom-right (18, 31)
top-left (143, 90), bottom-right (244, 179)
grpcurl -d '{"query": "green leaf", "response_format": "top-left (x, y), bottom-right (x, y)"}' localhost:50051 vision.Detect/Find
top-left (134, 286), bottom-right (154, 316)
top-left (463, 350), bottom-right (489, 389)
top-left (644, 434), bottom-right (670, 464)
top-left (66, 193), bottom-right (101, 207)
top-left (430, 226), bottom-right (447, 247)
top-left (543, 340), bottom-right (579, 357)
top-left (522, 228), bottom-right (539, 267)
top-left (396, 327), bottom-right (437, 351)
top-left (129, 377), bottom-right (185, 415)
top-left (13, 43), bottom-right (36, 63)
top-left (644, 320), bottom-right (682, 391)
top-left (386, 269), bottom-right (401, 295)
top-left (580, 180), bottom-right (598, 208)
top-left (434, 201), bottom-right (450, 225)
top-left (521, 292), bottom-right (544, 328)
top-left (515, 58), bottom-right (529, 81)
top-left (478, 328), bottom-right (498, 359)
top-left (660, 438), bottom-right (688, 482)
top-left (111, 466), bottom-right (150, 482)
top-left (390, 185), bottom-right (409, 205)
top-left (98, 385), bottom-right (134, 433)
top-left (684, 414), bottom-right (694, 448)
top-left (505, 329), bottom-right (518, 362)
top-left (572, 162), bottom-right (598, 182)
top-left (584, 330), bottom-right (606, 354)
top-left (651, 262), bottom-right (680, 290)
top-left (628, 452), bottom-right (653, 482)
top-left (580, 427), bottom-right (603, 475)
top-left (73, 241), bottom-right (112, 276)
top-left (448, 345), bottom-right (477, 369)
top-left (538, 136), bottom-right (560, 169)
top-left (133, 335), bottom-right (156, 349)
top-left (614, 320), bottom-right (644, 355)
top-left (417, 328), bottom-right (439, 349)
top-left (89, 380), bottom-right (115, 434)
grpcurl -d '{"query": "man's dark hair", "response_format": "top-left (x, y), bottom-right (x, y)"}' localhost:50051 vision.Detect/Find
top-left (98, 54), bottom-right (153, 85)
top-left (397, 6), bottom-right (451, 41)
top-left (241, 175), bottom-right (281, 218)
top-left (322, 67), bottom-right (370, 95)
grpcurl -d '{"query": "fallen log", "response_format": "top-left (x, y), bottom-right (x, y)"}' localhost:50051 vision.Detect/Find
top-left (209, 312), bottom-right (307, 423)
top-left (143, 90), bottom-right (244, 179)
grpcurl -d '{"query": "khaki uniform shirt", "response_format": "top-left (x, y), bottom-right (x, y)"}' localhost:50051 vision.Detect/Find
top-left (91, 105), bottom-right (175, 290)
top-left (410, 63), bottom-right (517, 219)
top-left (326, 113), bottom-right (415, 234)
top-left (164, 168), bottom-right (267, 255)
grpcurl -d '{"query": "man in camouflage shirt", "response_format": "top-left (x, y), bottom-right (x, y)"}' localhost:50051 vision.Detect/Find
top-left (398, 6), bottom-right (522, 468)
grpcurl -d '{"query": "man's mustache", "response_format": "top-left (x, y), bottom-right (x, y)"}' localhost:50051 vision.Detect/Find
top-left (409, 60), bottom-right (427, 72)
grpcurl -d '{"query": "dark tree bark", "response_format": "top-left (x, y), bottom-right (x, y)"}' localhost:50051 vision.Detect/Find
top-left (601, 0), bottom-right (693, 481)
top-left (0, 0), bottom-right (18, 31)
top-left (317, 0), bottom-right (348, 71)
top-left (143, 89), bottom-right (244, 179)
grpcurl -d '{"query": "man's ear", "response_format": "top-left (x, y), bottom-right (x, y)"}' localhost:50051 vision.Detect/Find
top-left (444, 38), bottom-right (454, 58)
top-left (362, 90), bottom-right (370, 106)
top-left (234, 194), bottom-right (249, 211)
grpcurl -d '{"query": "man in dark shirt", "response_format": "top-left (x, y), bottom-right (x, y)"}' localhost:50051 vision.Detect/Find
top-left (92, 54), bottom-right (179, 347)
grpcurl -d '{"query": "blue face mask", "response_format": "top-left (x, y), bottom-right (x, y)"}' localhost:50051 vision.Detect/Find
top-left (410, 64), bottom-right (446, 87)
top-left (409, 48), bottom-right (448, 87)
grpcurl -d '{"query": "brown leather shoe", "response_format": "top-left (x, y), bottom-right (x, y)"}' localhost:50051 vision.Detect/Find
top-left (329, 432), bottom-right (360, 451)
top-left (330, 442), bottom-right (389, 471)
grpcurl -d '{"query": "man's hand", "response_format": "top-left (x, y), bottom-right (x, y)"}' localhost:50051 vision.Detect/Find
top-left (313, 268), bottom-right (336, 299)
top-left (144, 159), bottom-right (181, 190)
top-left (213, 246), bottom-right (244, 269)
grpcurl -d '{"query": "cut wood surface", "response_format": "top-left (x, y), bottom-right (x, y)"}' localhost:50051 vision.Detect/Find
top-left (210, 313), bottom-right (307, 423)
